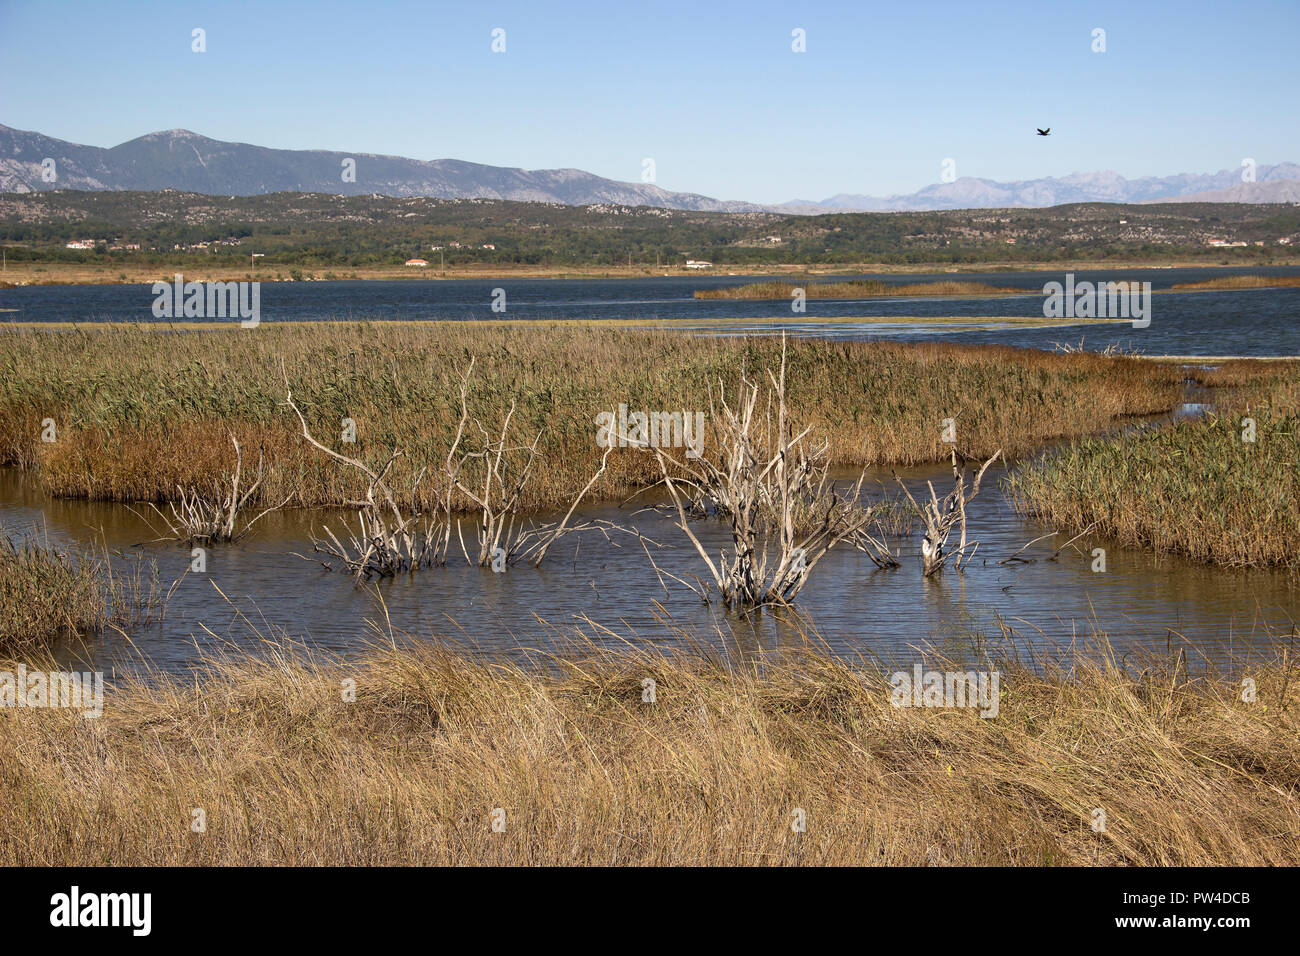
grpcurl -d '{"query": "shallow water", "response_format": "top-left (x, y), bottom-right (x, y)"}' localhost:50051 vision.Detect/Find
top-left (5, 266), bottom-right (1300, 355)
top-left (3, 458), bottom-right (1294, 676)
top-left (6, 267), bottom-right (1297, 670)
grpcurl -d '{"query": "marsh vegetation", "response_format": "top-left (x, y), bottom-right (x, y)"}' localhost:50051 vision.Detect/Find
top-left (2, 322), bottom-right (1297, 867)
top-left (0, 324), bottom-right (1185, 513)
top-left (1168, 274), bottom-right (1300, 292)
top-left (0, 534), bottom-right (154, 653)
top-left (2, 621), bottom-right (1297, 866)
top-left (1008, 365), bottom-right (1300, 570)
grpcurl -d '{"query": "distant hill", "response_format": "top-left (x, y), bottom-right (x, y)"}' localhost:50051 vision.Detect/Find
top-left (4, 190), bottom-right (1298, 271)
top-left (787, 165), bottom-right (1300, 212)
top-left (0, 124), bottom-right (765, 212)
top-left (2, 123), bottom-right (1298, 214)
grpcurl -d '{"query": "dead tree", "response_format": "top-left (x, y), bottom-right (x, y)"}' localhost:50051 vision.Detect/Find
top-left (438, 361), bottom-right (542, 567)
top-left (284, 382), bottom-right (446, 579)
top-left (435, 360), bottom-right (625, 569)
top-left (284, 360), bottom-right (628, 578)
top-left (143, 433), bottom-right (287, 544)
top-left (640, 336), bottom-right (889, 609)
top-left (894, 447), bottom-right (1002, 577)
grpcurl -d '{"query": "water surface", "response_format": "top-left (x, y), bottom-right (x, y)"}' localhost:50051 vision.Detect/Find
top-left (6, 266), bottom-right (1300, 355)
top-left (4, 462), bottom-right (1293, 676)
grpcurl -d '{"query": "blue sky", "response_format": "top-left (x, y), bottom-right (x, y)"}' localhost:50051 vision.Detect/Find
top-left (2, 0), bottom-right (1297, 203)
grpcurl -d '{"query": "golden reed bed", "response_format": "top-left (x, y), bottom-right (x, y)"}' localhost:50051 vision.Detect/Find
top-left (0, 324), bottom-right (1185, 511)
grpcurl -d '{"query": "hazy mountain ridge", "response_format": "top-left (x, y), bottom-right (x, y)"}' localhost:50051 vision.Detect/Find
top-left (792, 164), bottom-right (1300, 211)
top-left (2, 124), bottom-right (1297, 214)
top-left (0, 125), bottom-right (768, 212)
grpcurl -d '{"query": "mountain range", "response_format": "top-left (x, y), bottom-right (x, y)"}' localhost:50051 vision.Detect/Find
top-left (3, 123), bottom-right (1297, 214)
top-left (792, 166), bottom-right (1300, 211)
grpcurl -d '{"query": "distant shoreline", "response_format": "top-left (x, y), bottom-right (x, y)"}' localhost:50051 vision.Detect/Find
top-left (695, 274), bottom-right (1300, 300)
top-left (3, 258), bottom-right (1300, 288)
top-left (0, 315), bottom-right (1133, 331)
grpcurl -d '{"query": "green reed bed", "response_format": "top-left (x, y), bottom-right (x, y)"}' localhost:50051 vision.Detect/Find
top-left (1008, 411), bottom-right (1300, 570)
top-left (0, 534), bottom-right (150, 652)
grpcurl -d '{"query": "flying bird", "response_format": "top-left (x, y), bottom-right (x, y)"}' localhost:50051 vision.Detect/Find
top-left (1036, 128), bottom-right (1051, 136)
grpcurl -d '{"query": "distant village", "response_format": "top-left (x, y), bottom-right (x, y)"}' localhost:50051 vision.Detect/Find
top-left (1207, 237), bottom-right (1291, 247)
top-left (63, 236), bottom-right (243, 251)
top-left (405, 241), bottom-right (497, 266)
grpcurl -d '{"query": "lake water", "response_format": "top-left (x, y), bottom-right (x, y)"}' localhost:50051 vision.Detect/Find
top-left (4, 267), bottom-right (1298, 675)
top-left (4, 457), bottom-right (1295, 677)
top-left (5, 265), bottom-right (1300, 355)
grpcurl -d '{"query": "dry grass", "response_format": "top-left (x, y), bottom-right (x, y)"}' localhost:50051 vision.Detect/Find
top-left (695, 279), bottom-right (1026, 300)
top-left (1169, 275), bottom-right (1300, 292)
top-left (2, 626), bottom-right (1297, 866)
top-left (1189, 360), bottom-right (1300, 413)
top-left (0, 324), bottom-right (1184, 511)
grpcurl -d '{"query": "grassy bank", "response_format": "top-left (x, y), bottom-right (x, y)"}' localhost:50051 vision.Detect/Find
top-left (2, 632), bottom-right (1296, 866)
top-left (695, 279), bottom-right (1026, 300)
top-left (7, 260), bottom-right (1298, 288)
top-left (1008, 367), bottom-right (1300, 570)
top-left (0, 314), bottom-right (1130, 331)
top-left (0, 534), bottom-right (149, 653)
top-left (1192, 359), bottom-right (1300, 412)
top-left (0, 324), bottom-right (1184, 510)
top-left (1169, 274), bottom-right (1300, 292)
